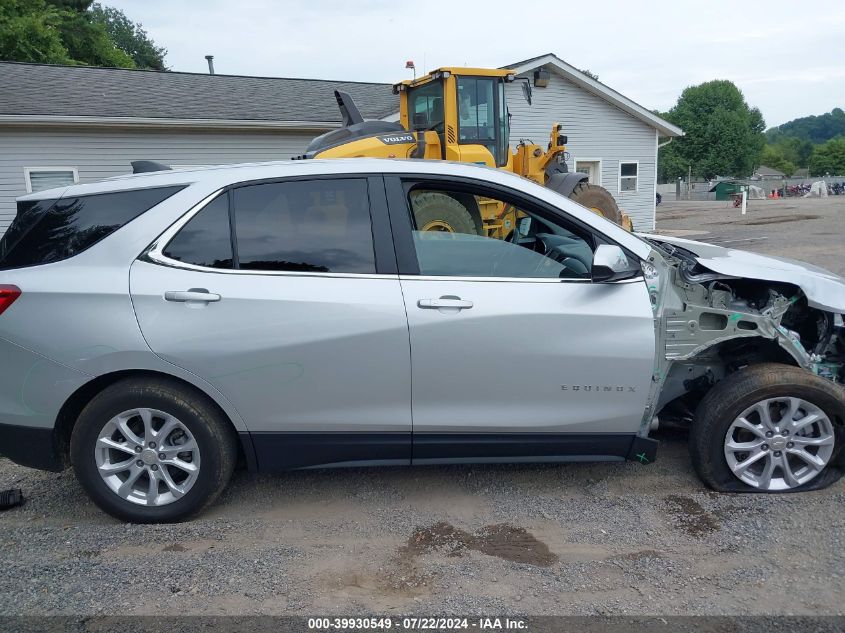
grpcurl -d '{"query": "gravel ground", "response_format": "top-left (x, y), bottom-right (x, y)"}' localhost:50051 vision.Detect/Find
top-left (1, 196), bottom-right (844, 616)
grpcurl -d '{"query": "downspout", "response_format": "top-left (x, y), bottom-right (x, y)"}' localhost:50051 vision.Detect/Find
top-left (658, 137), bottom-right (673, 149)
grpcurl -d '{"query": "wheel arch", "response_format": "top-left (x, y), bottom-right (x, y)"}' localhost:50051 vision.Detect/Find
top-left (696, 335), bottom-right (804, 369)
top-left (657, 336), bottom-right (805, 421)
top-left (54, 369), bottom-right (255, 471)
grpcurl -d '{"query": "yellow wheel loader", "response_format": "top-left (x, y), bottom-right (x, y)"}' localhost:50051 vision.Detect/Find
top-left (296, 67), bottom-right (632, 234)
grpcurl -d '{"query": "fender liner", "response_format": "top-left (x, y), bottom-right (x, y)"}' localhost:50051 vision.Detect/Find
top-left (545, 169), bottom-right (589, 198)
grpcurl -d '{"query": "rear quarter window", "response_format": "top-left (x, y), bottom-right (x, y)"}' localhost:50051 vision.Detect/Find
top-left (0, 185), bottom-right (185, 270)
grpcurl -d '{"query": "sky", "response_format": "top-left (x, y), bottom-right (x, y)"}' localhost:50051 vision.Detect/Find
top-left (107, 0), bottom-right (844, 128)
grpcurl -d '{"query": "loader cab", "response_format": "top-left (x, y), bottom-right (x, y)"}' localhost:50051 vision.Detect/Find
top-left (396, 68), bottom-right (514, 170)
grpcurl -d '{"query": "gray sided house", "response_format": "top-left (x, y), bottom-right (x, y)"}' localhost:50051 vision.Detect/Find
top-left (0, 62), bottom-right (397, 236)
top-left (0, 56), bottom-right (681, 235)
top-left (504, 54), bottom-right (683, 229)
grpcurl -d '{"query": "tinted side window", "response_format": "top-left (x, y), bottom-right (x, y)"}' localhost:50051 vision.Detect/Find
top-left (408, 188), bottom-right (594, 280)
top-left (163, 195), bottom-right (233, 269)
top-left (0, 198), bottom-right (59, 263)
top-left (233, 179), bottom-right (375, 274)
top-left (0, 186), bottom-right (185, 270)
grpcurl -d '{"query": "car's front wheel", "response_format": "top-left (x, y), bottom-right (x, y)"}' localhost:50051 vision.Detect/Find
top-left (690, 363), bottom-right (845, 492)
top-left (70, 377), bottom-right (237, 522)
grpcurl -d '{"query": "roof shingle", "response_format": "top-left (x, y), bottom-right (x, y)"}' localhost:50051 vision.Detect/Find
top-left (0, 62), bottom-right (398, 123)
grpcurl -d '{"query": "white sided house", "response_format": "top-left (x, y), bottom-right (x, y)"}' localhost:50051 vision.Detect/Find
top-left (0, 62), bottom-right (397, 236)
top-left (504, 54), bottom-right (683, 230)
top-left (0, 55), bottom-right (681, 235)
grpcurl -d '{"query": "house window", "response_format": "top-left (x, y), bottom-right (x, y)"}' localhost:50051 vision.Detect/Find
top-left (619, 162), bottom-right (638, 192)
top-left (24, 167), bottom-right (78, 194)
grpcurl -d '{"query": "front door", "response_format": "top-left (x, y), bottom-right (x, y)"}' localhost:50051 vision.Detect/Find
top-left (575, 160), bottom-right (601, 185)
top-left (385, 176), bottom-right (655, 462)
top-left (130, 176), bottom-right (412, 470)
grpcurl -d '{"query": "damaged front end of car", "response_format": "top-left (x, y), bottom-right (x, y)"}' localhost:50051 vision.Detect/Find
top-left (638, 237), bottom-right (845, 437)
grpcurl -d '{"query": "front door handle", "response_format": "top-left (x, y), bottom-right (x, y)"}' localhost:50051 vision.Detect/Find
top-left (417, 297), bottom-right (473, 310)
top-left (164, 289), bottom-right (221, 303)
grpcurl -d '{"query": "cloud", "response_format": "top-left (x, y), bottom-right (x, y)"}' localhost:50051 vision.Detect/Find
top-left (107, 0), bottom-right (844, 127)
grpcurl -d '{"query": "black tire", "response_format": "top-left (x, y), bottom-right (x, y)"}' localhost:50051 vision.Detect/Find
top-left (450, 192), bottom-right (484, 235)
top-left (690, 363), bottom-right (845, 493)
top-left (70, 377), bottom-right (237, 523)
top-left (567, 182), bottom-right (623, 226)
top-left (411, 191), bottom-right (477, 234)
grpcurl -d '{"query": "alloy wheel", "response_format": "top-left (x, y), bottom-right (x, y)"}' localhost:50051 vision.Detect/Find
top-left (724, 397), bottom-right (835, 490)
top-left (94, 408), bottom-right (201, 506)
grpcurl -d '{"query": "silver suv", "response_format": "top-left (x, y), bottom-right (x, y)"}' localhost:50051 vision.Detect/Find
top-left (1, 159), bottom-right (843, 523)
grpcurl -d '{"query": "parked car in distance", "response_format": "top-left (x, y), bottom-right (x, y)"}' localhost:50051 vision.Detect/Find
top-left (1, 159), bottom-right (843, 523)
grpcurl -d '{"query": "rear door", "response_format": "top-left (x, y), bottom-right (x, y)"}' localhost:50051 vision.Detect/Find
top-left (130, 175), bottom-right (412, 470)
top-left (384, 175), bottom-right (656, 463)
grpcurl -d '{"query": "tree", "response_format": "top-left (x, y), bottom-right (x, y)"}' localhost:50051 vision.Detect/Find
top-left (771, 136), bottom-right (814, 169)
top-left (758, 144), bottom-right (795, 177)
top-left (47, 0), bottom-right (134, 68)
top-left (767, 108), bottom-right (845, 145)
top-left (0, 0), bottom-right (164, 69)
top-left (658, 80), bottom-right (765, 181)
top-left (808, 138), bottom-right (845, 176)
top-left (0, 0), bottom-right (73, 64)
top-left (90, 3), bottom-right (166, 70)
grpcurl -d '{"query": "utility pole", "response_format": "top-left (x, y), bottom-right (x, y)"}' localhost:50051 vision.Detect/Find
top-left (687, 165), bottom-right (692, 200)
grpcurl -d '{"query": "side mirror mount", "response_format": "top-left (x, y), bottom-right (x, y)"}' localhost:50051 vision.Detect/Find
top-left (591, 244), bottom-right (640, 283)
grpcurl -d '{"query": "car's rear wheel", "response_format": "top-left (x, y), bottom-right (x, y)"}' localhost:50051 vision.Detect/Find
top-left (70, 378), bottom-right (236, 522)
top-left (690, 363), bottom-right (845, 492)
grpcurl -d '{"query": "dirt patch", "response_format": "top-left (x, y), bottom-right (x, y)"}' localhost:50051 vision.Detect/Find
top-left (162, 543), bottom-right (187, 552)
top-left (332, 567), bottom-right (433, 601)
top-left (401, 521), bottom-right (558, 567)
top-left (101, 538), bottom-right (219, 559)
top-left (664, 495), bottom-right (720, 537)
top-left (611, 549), bottom-right (663, 562)
top-left (715, 214), bottom-right (821, 226)
top-left (743, 214), bottom-right (820, 226)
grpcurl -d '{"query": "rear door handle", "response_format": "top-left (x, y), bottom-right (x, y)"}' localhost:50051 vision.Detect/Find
top-left (417, 297), bottom-right (473, 310)
top-left (164, 289), bottom-right (221, 303)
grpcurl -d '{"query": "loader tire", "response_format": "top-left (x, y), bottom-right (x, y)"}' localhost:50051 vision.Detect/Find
top-left (568, 182), bottom-right (623, 226)
top-left (412, 191), bottom-right (478, 234)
